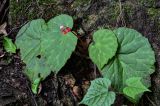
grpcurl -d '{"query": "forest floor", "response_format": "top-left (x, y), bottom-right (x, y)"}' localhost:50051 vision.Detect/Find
top-left (0, 0), bottom-right (160, 106)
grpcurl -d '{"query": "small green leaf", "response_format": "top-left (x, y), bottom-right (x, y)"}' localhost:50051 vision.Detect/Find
top-left (31, 78), bottom-right (41, 94)
top-left (3, 37), bottom-right (16, 53)
top-left (80, 78), bottom-right (115, 106)
top-left (89, 29), bottom-right (118, 70)
top-left (123, 77), bottom-right (150, 102)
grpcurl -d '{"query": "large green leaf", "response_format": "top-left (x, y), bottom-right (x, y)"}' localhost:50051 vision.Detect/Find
top-left (89, 29), bottom-right (118, 70)
top-left (15, 14), bottom-right (77, 86)
top-left (123, 77), bottom-right (150, 102)
top-left (80, 78), bottom-right (115, 106)
top-left (101, 27), bottom-right (155, 91)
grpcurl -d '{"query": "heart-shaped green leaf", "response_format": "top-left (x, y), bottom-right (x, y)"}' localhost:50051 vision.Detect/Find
top-left (89, 29), bottom-right (118, 70)
top-left (80, 78), bottom-right (115, 106)
top-left (101, 27), bottom-right (155, 92)
top-left (123, 77), bottom-right (150, 102)
top-left (15, 14), bottom-right (77, 88)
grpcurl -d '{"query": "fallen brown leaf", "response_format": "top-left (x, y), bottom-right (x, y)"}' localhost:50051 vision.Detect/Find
top-left (0, 22), bottom-right (7, 35)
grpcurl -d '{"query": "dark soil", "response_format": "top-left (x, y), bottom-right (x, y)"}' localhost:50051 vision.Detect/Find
top-left (0, 0), bottom-right (160, 106)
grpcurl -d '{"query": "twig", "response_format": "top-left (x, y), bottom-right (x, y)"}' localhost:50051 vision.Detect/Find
top-left (24, 3), bottom-right (33, 14)
top-left (8, 21), bottom-right (29, 35)
top-left (41, 2), bottom-right (57, 6)
top-left (27, 83), bottom-right (38, 106)
top-left (1, 6), bottom-right (9, 24)
top-left (35, 0), bottom-right (40, 9)
top-left (146, 95), bottom-right (157, 106)
top-left (116, 0), bottom-right (126, 27)
top-left (0, 0), bottom-right (7, 13)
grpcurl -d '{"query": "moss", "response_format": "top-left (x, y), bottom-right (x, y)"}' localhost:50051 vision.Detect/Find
top-left (103, 2), bottom-right (120, 23)
top-left (124, 3), bottom-right (134, 16)
top-left (139, 0), bottom-right (156, 7)
top-left (9, 0), bottom-right (94, 27)
top-left (80, 1), bottom-right (121, 30)
top-left (110, 3), bottom-right (120, 22)
top-left (10, 0), bottom-right (29, 24)
top-left (105, 2), bottom-right (134, 23)
top-left (38, 0), bottom-right (57, 5)
top-left (10, 0), bottom-right (38, 26)
top-left (147, 8), bottom-right (160, 30)
top-left (9, 0), bottom-right (61, 27)
top-left (72, 0), bottom-right (90, 8)
top-left (101, 1), bottom-right (134, 24)
top-left (147, 8), bottom-right (160, 19)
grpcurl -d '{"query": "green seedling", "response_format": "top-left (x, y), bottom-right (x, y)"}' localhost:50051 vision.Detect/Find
top-left (15, 14), bottom-right (155, 106)
top-left (80, 27), bottom-right (155, 106)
